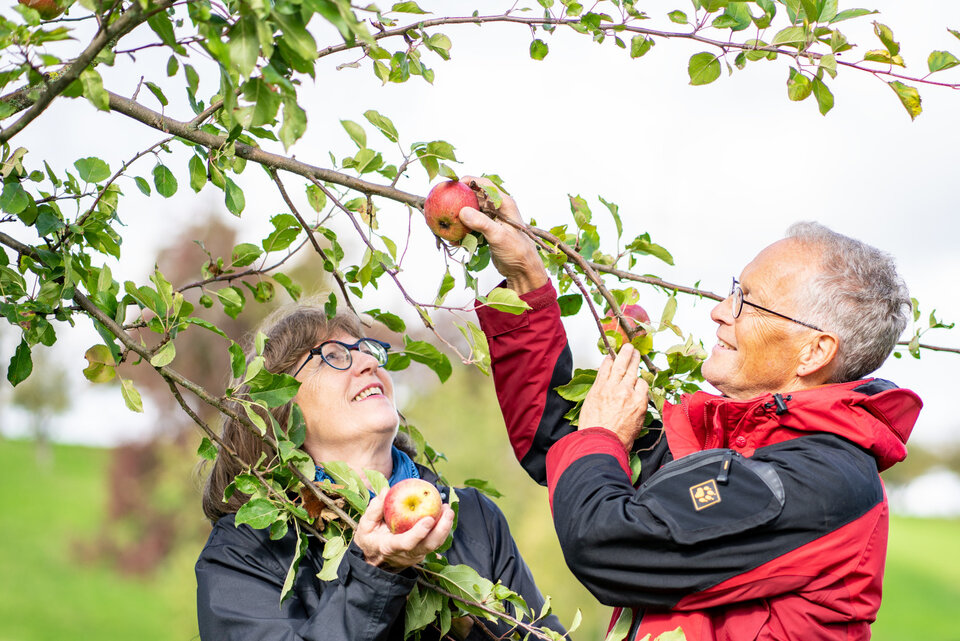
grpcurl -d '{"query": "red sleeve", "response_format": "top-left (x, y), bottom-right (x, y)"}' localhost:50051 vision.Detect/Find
top-left (545, 427), bottom-right (631, 510)
top-left (476, 280), bottom-right (576, 484)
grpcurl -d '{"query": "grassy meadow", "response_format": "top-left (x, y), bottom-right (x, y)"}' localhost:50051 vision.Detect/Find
top-left (1, 369), bottom-right (956, 640)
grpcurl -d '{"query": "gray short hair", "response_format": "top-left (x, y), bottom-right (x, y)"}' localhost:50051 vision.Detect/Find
top-left (786, 222), bottom-right (910, 383)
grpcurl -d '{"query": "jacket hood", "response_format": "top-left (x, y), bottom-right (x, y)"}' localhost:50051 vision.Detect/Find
top-left (663, 378), bottom-right (922, 472)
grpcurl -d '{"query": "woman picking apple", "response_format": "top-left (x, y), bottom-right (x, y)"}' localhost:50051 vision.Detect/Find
top-left (195, 305), bottom-right (562, 640)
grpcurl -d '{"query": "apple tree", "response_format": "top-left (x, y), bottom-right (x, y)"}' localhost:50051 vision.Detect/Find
top-left (1, 0), bottom-right (958, 637)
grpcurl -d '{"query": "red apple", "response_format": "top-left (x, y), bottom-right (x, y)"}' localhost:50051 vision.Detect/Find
top-left (422, 181), bottom-right (479, 243)
top-left (601, 303), bottom-right (651, 346)
top-left (18, 0), bottom-right (65, 19)
top-left (382, 478), bottom-right (443, 534)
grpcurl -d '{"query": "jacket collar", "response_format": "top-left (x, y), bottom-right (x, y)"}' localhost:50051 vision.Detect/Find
top-left (662, 378), bottom-right (922, 471)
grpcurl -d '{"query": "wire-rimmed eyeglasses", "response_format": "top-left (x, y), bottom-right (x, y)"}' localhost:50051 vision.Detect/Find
top-left (730, 278), bottom-right (823, 332)
top-left (292, 338), bottom-right (391, 377)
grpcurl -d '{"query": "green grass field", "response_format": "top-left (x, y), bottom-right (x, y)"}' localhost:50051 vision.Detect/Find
top-left (1, 435), bottom-right (957, 640)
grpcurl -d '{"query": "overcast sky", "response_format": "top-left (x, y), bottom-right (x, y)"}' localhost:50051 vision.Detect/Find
top-left (2, 0), bottom-right (958, 449)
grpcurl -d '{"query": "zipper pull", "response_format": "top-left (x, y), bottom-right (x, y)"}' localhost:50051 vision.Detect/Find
top-left (773, 393), bottom-right (790, 415)
top-left (717, 450), bottom-right (733, 485)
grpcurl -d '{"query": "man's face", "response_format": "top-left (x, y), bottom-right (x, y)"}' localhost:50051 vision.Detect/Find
top-left (701, 239), bottom-right (821, 400)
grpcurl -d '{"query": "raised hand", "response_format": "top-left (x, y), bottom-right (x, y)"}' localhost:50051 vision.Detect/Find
top-left (457, 176), bottom-right (549, 295)
top-left (579, 344), bottom-right (650, 449)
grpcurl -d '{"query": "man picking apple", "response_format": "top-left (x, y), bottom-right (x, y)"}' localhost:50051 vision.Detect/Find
top-left (458, 177), bottom-right (921, 641)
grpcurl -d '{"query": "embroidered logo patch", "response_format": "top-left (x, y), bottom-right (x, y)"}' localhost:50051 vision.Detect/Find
top-left (690, 480), bottom-right (721, 510)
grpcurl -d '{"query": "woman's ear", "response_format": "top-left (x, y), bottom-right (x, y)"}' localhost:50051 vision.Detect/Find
top-left (797, 332), bottom-right (840, 382)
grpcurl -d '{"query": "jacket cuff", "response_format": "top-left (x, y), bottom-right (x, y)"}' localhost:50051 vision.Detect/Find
top-left (475, 280), bottom-right (557, 337)
top-left (546, 427), bottom-right (631, 510)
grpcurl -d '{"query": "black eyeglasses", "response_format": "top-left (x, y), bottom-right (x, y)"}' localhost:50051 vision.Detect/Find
top-left (730, 278), bottom-right (823, 332)
top-left (292, 338), bottom-right (391, 377)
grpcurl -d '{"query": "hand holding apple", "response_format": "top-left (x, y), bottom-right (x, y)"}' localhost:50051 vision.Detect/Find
top-left (383, 478), bottom-right (443, 534)
top-left (353, 482), bottom-right (454, 571)
top-left (457, 176), bottom-right (549, 295)
top-left (579, 344), bottom-right (649, 449)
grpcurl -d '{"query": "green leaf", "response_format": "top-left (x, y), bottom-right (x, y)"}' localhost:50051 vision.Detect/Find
top-left (688, 52), bottom-right (721, 85)
top-left (150, 341), bottom-right (176, 367)
top-left (874, 22), bottom-right (900, 56)
top-left (630, 35), bottom-right (654, 58)
top-left (819, 53), bottom-right (837, 78)
top-left (83, 344), bottom-right (116, 383)
top-left (812, 76), bottom-right (834, 114)
top-left (864, 50), bottom-right (904, 66)
top-left (197, 437), bottom-right (218, 461)
top-left (271, 10), bottom-right (318, 63)
top-left (363, 110), bottom-right (399, 142)
top-left (74, 157), bottom-right (111, 183)
top-left (392, 1), bottom-right (429, 13)
top-left (602, 608), bottom-right (634, 641)
top-left (555, 369), bottom-right (597, 403)
top-left (188, 154), bottom-right (207, 193)
top-left (462, 478), bottom-right (503, 498)
top-left (80, 67), bottom-right (110, 111)
top-left (248, 373), bottom-right (301, 407)
top-left (306, 184), bottom-right (327, 212)
top-left (272, 272), bottom-right (302, 301)
top-left (120, 378), bottom-right (144, 413)
top-left (667, 10), bottom-right (687, 23)
top-left (365, 469), bottom-right (390, 496)
top-left (152, 164), bottom-right (178, 198)
top-left (229, 14), bottom-right (260, 77)
top-left (144, 81), bottom-right (168, 107)
top-left (134, 175), bottom-right (151, 195)
top-left (229, 341), bottom-right (246, 379)
top-left (787, 67), bottom-right (812, 101)
top-left (1, 181), bottom-right (30, 215)
top-left (232, 242), bottom-right (263, 267)
top-left (7, 339), bottom-right (32, 386)
top-left (626, 232), bottom-right (674, 265)
top-left (928, 50), bottom-right (960, 73)
top-left (240, 77), bottom-right (281, 127)
top-left (225, 177), bottom-right (245, 216)
top-left (482, 287), bottom-right (532, 315)
top-left (400, 338), bottom-right (452, 382)
top-left (278, 98), bottom-right (307, 150)
top-left (829, 8), bottom-right (875, 23)
top-left (770, 26), bottom-right (807, 47)
top-left (889, 81), bottom-right (921, 120)
top-left (340, 119), bottom-right (367, 148)
top-left (236, 497), bottom-right (282, 529)
top-left (530, 39), bottom-right (549, 60)
top-left (557, 293), bottom-right (583, 317)
top-left (404, 583), bottom-right (445, 637)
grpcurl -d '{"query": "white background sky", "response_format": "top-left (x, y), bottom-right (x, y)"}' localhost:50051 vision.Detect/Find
top-left (1, 0), bottom-right (958, 452)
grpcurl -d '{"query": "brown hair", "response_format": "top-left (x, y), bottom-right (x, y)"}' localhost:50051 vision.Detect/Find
top-left (200, 304), bottom-right (415, 522)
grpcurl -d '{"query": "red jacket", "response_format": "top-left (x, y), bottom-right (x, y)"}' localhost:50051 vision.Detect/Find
top-left (476, 281), bottom-right (922, 641)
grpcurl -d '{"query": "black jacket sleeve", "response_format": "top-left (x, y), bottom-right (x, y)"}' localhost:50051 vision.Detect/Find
top-left (195, 515), bottom-right (415, 641)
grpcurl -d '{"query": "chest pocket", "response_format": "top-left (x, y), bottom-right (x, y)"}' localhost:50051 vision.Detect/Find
top-left (634, 448), bottom-right (785, 545)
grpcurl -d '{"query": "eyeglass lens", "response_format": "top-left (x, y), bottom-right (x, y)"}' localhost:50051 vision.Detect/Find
top-left (730, 278), bottom-right (743, 319)
top-left (321, 339), bottom-right (388, 370)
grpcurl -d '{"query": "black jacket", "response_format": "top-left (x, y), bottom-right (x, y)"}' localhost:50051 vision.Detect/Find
top-left (195, 468), bottom-right (563, 640)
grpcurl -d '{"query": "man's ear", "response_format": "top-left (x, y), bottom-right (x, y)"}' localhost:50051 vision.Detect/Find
top-left (797, 332), bottom-right (839, 382)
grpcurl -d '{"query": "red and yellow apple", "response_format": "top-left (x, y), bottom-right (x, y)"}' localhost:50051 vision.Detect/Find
top-left (382, 478), bottom-right (443, 534)
top-left (601, 303), bottom-right (651, 346)
top-left (422, 180), bottom-right (479, 243)
top-left (18, 0), bottom-right (65, 19)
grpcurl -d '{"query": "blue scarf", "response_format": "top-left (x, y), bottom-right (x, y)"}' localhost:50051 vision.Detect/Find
top-left (314, 446), bottom-right (420, 487)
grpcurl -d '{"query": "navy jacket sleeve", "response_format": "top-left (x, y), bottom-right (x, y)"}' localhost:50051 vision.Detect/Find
top-left (196, 515), bottom-right (415, 641)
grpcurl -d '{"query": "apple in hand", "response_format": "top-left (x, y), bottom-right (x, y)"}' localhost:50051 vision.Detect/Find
top-left (601, 303), bottom-right (651, 346)
top-left (422, 180), bottom-right (479, 243)
top-left (382, 478), bottom-right (443, 534)
top-left (18, 0), bottom-right (65, 19)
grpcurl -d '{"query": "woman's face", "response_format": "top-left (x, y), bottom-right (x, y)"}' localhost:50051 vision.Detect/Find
top-left (292, 332), bottom-right (399, 452)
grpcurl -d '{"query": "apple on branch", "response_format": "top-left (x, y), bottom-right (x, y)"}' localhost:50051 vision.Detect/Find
top-left (422, 180), bottom-right (479, 243)
top-left (18, 0), bottom-right (65, 20)
top-left (382, 478), bottom-right (443, 534)
top-left (601, 303), bottom-right (651, 348)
